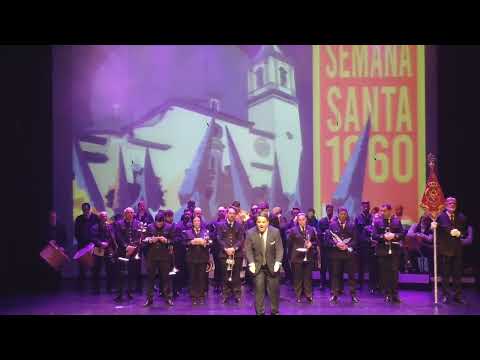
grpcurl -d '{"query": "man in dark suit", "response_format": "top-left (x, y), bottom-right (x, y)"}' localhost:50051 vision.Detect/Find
top-left (42, 210), bottom-right (67, 292)
top-left (355, 201), bottom-right (372, 291)
top-left (372, 204), bottom-right (405, 303)
top-left (245, 214), bottom-right (284, 315)
top-left (317, 204), bottom-right (335, 290)
top-left (114, 207), bottom-right (142, 302)
top-left (217, 207), bottom-right (245, 303)
top-left (183, 215), bottom-right (211, 305)
top-left (74, 202), bottom-right (100, 291)
top-left (143, 211), bottom-right (176, 307)
top-left (288, 213), bottom-right (318, 303)
top-left (90, 211), bottom-right (117, 294)
top-left (207, 206), bottom-right (226, 294)
top-left (433, 197), bottom-right (468, 304)
top-left (327, 208), bottom-right (359, 304)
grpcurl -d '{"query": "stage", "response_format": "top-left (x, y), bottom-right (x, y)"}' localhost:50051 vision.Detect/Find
top-left (2, 282), bottom-right (480, 315)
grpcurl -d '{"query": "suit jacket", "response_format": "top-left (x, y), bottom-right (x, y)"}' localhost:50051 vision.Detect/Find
top-left (372, 216), bottom-right (405, 257)
top-left (135, 211), bottom-right (154, 225)
top-left (287, 225), bottom-right (318, 263)
top-left (245, 226), bottom-right (284, 276)
top-left (114, 219), bottom-right (142, 248)
top-left (145, 223), bottom-right (176, 261)
top-left (317, 216), bottom-right (335, 247)
top-left (354, 212), bottom-right (372, 248)
top-left (90, 222), bottom-right (117, 255)
top-left (217, 220), bottom-right (245, 259)
top-left (74, 213), bottom-right (100, 248)
top-left (327, 220), bottom-right (358, 259)
top-left (183, 228), bottom-right (210, 264)
top-left (437, 210), bottom-right (467, 257)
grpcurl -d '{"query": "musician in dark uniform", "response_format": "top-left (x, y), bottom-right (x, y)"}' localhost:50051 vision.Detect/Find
top-left (288, 213), bottom-right (318, 303)
top-left (246, 204), bottom-right (259, 230)
top-left (74, 202), bottom-right (100, 291)
top-left (135, 201), bottom-right (154, 225)
top-left (317, 204), bottom-right (335, 290)
top-left (217, 207), bottom-right (245, 303)
top-left (182, 215), bottom-right (211, 304)
top-left (327, 208), bottom-right (359, 303)
top-left (143, 211), bottom-right (176, 306)
top-left (90, 211), bottom-right (117, 294)
top-left (433, 197), bottom-right (468, 304)
top-left (114, 207), bottom-right (142, 302)
top-left (173, 209), bottom-right (192, 296)
top-left (245, 214), bottom-right (284, 315)
top-left (207, 206), bottom-right (226, 294)
top-left (372, 204), bottom-right (405, 303)
top-left (42, 210), bottom-right (67, 292)
top-left (355, 201), bottom-right (372, 291)
top-left (286, 207), bottom-right (301, 230)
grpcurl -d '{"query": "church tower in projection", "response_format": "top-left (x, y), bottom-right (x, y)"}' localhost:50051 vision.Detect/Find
top-left (247, 45), bottom-right (303, 204)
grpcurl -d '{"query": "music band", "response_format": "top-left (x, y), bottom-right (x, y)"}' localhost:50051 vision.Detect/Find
top-left (42, 195), bottom-right (471, 315)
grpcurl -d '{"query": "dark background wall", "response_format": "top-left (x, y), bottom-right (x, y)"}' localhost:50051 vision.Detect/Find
top-left (1, 45), bottom-right (478, 294)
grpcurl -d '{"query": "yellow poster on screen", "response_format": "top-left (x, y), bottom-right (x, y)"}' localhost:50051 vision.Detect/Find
top-left (313, 45), bottom-right (426, 223)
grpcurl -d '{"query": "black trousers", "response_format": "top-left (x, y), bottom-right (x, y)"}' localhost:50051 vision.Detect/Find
top-left (378, 254), bottom-right (400, 296)
top-left (76, 245), bottom-right (88, 289)
top-left (319, 246), bottom-right (330, 287)
top-left (439, 255), bottom-right (463, 297)
top-left (357, 246), bottom-right (369, 286)
top-left (330, 256), bottom-right (357, 295)
top-left (282, 246), bottom-right (292, 282)
top-left (368, 251), bottom-right (379, 290)
top-left (117, 258), bottom-right (140, 296)
top-left (173, 246), bottom-right (187, 293)
top-left (146, 259), bottom-right (172, 300)
top-left (92, 255), bottom-right (115, 292)
top-left (291, 261), bottom-right (313, 298)
top-left (213, 247), bottom-right (222, 287)
top-left (222, 257), bottom-right (243, 299)
top-left (187, 262), bottom-right (207, 299)
top-left (254, 265), bottom-right (280, 315)
top-left (134, 258), bottom-right (142, 291)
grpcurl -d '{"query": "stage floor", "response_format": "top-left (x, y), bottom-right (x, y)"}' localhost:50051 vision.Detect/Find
top-left (2, 284), bottom-right (480, 315)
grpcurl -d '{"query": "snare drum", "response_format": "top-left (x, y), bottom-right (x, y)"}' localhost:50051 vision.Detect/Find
top-left (73, 243), bottom-right (95, 268)
top-left (40, 241), bottom-right (70, 271)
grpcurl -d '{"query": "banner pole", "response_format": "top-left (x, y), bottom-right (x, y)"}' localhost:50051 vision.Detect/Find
top-left (433, 223), bottom-right (438, 305)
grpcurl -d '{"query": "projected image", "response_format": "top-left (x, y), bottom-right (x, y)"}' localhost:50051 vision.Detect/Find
top-left (56, 45), bottom-right (426, 226)
top-left (69, 45), bottom-right (310, 221)
top-left (313, 45), bottom-right (426, 223)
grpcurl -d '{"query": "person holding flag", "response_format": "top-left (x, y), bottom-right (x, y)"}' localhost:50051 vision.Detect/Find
top-left (420, 154), bottom-right (468, 305)
top-left (432, 198), bottom-right (468, 304)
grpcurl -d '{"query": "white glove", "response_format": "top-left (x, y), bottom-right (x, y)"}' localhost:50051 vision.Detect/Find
top-left (274, 261), bottom-right (281, 273)
top-left (430, 221), bottom-right (437, 230)
top-left (384, 232), bottom-right (395, 241)
top-left (450, 228), bottom-right (461, 237)
top-left (249, 263), bottom-right (256, 274)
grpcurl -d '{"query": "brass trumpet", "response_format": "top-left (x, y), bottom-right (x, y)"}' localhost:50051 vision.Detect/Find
top-left (204, 230), bottom-right (215, 273)
top-left (226, 253), bottom-right (235, 281)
